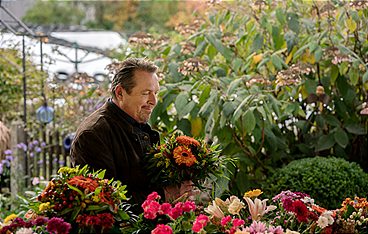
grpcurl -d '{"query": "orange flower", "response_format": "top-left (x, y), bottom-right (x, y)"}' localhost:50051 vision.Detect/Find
top-left (68, 175), bottom-right (99, 192)
top-left (173, 146), bottom-right (197, 167)
top-left (176, 136), bottom-right (200, 147)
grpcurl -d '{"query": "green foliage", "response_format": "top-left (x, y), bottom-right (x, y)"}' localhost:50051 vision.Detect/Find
top-left (116, 0), bottom-right (368, 196)
top-left (263, 156), bottom-right (368, 209)
top-left (145, 133), bottom-right (234, 192)
top-left (22, 0), bottom-right (84, 26)
top-left (0, 48), bottom-right (44, 122)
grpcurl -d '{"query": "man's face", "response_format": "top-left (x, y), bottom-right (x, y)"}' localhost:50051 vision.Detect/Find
top-left (117, 70), bottom-right (160, 123)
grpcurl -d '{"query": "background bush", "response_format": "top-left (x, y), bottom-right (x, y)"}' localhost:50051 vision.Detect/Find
top-left (263, 156), bottom-right (368, 209)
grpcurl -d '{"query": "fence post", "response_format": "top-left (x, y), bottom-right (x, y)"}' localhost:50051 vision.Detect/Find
top-left (10, 121), bottom-right (26, 204)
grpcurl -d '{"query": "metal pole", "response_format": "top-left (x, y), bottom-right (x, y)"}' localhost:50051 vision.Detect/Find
top-left (22, 35), bottom-right (28, 187)
top-left (22, 35), bottom-right (27, 127)
top-left (74, 43), bottom-right (78, 73)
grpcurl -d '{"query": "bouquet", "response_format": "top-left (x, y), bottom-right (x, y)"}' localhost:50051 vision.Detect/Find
top-left (145, 133), bottom-right (232, 188)
top-left (24, 165), bottom-right (135, 233)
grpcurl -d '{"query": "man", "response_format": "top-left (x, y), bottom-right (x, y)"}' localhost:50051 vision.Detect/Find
top-left (70, 58), bottom-right (161, 206)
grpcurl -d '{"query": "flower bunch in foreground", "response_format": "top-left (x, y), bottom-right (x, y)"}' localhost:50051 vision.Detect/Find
top-left (128, 189), bottom-right (368, 233)
top-left (23, 165), bottom-right (133, 233)
top-left (146, 133), bottom-right (232, 187)
top-left (0, 216), bottom-right (71, 234)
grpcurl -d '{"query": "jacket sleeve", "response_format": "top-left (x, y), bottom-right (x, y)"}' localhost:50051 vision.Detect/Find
top-left (70, 130), bottom-right (117, 180)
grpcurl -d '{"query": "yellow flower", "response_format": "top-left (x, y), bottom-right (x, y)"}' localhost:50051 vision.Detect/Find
top-left (4, 214), bottom-right (17, 224)
top-left (92, 195), bottom-right (100, 203)
top-left (39, 202), bottom-right (51, 212)
top-left (58, 167), bottom-right (78, 175)
top-left (244, 189), bottom-right (263, 198)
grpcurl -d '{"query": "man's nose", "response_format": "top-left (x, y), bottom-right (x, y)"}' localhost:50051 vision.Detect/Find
top-left (149, 93), bottom-right (157, 106)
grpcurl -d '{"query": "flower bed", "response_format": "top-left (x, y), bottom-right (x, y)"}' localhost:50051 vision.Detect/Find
top-left (0, 185), bottom-right (368, 234)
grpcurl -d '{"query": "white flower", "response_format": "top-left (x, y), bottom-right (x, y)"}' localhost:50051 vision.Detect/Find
top-left (227, 196), bottom-right (245, 215)
top-left (285, 229), bottom-right (300, 234)
top-left (317, 216), bottom-right (329, 229)
top-left (204, 200), bottom-right (224, 219)
top-left (244, 197), bottom-right (277, 221)
top-left (15, 228), bottom-right (35, 234)
top-left (317, 211), bottom-right (334, 228)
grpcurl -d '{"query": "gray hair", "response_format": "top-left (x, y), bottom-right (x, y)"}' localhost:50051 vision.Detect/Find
top-left (110, 58), bottom-right (158, 98)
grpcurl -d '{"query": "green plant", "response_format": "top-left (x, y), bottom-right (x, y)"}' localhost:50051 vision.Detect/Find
top-left (113, 0), bottom-right (368, 196)
top-left (263, 156), bottom-right (368, 209)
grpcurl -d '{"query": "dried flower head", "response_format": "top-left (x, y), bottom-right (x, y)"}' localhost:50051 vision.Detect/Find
top-left (128, 32), bottom-right (154, 46)
top-left (324, 47), bottom-right (351, 65)
top-left (276, 62), bottom-right (314, 87)
top-left (349, 0), bottom-right (368, 10)
top-left (178, 58), bottom-right (207, 76)
top-left (180, 42), bottom-right (196, 55)
top-left (245, 74), bottom-right (272, 87)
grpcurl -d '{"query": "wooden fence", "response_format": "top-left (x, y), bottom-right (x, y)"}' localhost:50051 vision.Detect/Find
top-left (0, 121), bottom-right (73, 195)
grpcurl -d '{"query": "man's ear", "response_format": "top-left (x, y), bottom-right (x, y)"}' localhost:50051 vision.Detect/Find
top-left (115, 85), bottom-right (124, 99)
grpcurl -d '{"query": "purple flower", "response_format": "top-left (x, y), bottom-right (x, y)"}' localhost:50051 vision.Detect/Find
top-left (40, 142), bottom-right (46, 147)
top-left (33, 216), bottom-right (48, 226)
top-left (1, 159), bottom-right (10, 167)
top-left (32, 140), bottom-right (39, 145)
top-left (17, 143), bottom-right (27, 151)
top-left (29, 152), bottom-right (34, 158)
top-left (35, 147), bottom-right (42, 153)
top-left (46, 217), bottom-right (71, 234)
top-left (4, 149), bottom-right (12, 155)
top-left (5, 155), bottom-right (13, 161)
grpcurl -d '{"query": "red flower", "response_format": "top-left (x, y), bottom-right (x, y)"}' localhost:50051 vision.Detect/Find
top-left (176, 136), bottom-right (200, 147)
top-left (68, 175), bottom-right (98, 192)
top-left (292, 200), bottom-right (309, 223)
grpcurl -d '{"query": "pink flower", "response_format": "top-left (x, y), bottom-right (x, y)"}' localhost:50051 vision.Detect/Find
top-left (232, 218), bottom-right (245, 228)
top-left (221, 216), bottom-right (232, 226)
top-left (142, 200), bottom-right (161, 219)
top-left (159, 203), bottom-right (172, 215)
top-left (268, 225), bottom-right (284, 234)
top-left (152, 224), bottom-right (173, 234)
top-left (147, 192), bottom-right (161, 201)
top-left (244, 221), bottom-right (267, 233)
top-left (182, 201), bottom-right (196, 212)
top-left (168, 202), bottom-right (185, 219)
top-left (192, 214), bottom-right (209, 233)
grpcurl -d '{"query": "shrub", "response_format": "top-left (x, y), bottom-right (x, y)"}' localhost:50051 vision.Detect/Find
top-left (263, 156), bottom-right (368, 209)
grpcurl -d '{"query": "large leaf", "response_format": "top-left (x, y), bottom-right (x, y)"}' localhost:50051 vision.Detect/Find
top-left (251, 33), bottom-right (264, 52)
top-left (205, 34), bottom-right (234, 61)
top-left (242, 110), bottom-right (256, 133)
top-left (174, 92), bottom-right (191, 119)
top-left (272, 26), bottom-right (284, 50)
top-left (315, 134), bottom-right (335, 152)
top-left (334, 127), bottom-right (349, 148)
top-left (345, 123), bottom-right (366, 135)
top-left (287, 12), bottom-right (300, 34)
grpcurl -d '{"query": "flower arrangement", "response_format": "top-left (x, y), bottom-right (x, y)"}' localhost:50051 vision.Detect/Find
top-left (0, 216), bottom-right (71, 234)
top-left (126, 189), bottom-right (368, 234)
top-left (145, 133), bottom-right (232, 188)
top-left (20, 165), bottom-right (134, 233)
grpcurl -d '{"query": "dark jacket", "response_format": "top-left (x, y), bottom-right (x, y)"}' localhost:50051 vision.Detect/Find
top-left (70, 99), bottom-right (160, 206)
